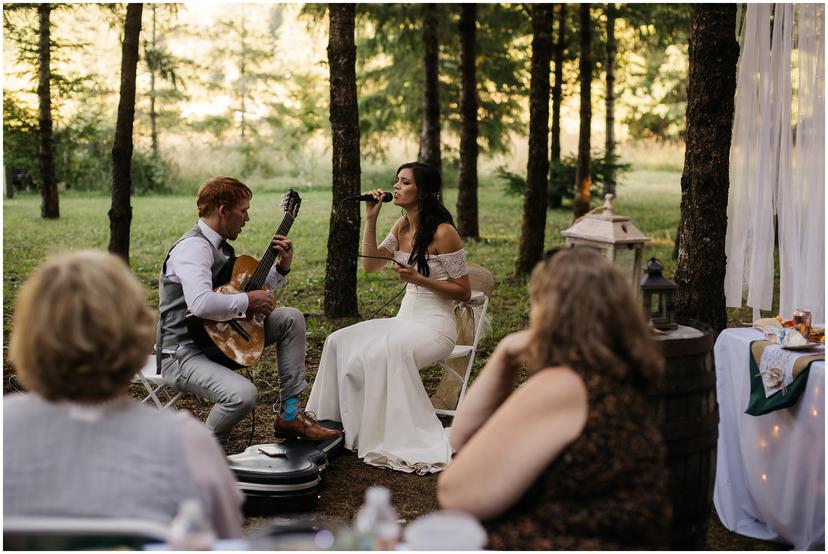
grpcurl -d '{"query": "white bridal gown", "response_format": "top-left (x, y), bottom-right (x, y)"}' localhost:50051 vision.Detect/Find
top-left (307, 234), bottom-right (468, 474)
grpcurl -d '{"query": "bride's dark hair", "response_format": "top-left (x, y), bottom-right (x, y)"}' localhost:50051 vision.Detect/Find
top-left (397, 162), bottom-right (455, 277)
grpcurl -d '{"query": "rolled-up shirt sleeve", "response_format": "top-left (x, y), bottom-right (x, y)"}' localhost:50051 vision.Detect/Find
top-left (167, 238), bottom-right (249, 321)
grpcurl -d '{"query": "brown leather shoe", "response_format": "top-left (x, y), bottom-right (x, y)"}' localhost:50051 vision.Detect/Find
top-left (274, 410), bottom-right (342, 441)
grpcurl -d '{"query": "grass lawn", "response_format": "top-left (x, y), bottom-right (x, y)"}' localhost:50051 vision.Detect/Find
top-left (3, 168), bottom-right (685, 332)
top-left (2, 168), bottom-right (783, 548)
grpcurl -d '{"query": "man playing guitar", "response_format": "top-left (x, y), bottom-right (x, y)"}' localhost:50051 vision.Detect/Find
top-left (156, 176), bottom-right (341, 443)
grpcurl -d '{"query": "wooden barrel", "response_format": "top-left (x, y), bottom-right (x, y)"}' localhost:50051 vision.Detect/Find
top-left (650, 318), bottom-right (717, 550)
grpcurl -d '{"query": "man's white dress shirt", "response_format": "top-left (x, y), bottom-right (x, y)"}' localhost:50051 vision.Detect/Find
top-left (164, 219), bottom-right (286, 322)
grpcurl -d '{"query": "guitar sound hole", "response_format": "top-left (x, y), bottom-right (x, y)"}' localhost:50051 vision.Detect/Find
top-left (229, 320), bottom-right (251, 341)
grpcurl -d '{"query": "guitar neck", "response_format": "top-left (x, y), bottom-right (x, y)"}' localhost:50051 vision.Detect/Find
top-left (247, 214), bottom-right (295, 291)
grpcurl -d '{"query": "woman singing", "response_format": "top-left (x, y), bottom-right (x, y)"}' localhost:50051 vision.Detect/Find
top-left (306, 162), bottom-right (470, 474)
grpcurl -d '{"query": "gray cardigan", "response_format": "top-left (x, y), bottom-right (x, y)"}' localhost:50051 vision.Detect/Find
top-left (3, 393), bottom-right (243, 538)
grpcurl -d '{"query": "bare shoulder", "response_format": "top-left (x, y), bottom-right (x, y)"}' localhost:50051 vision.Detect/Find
top-left (529, 366), bottom-right (587, 396)
top-left (389, 216), bottom-right (407, 237)
top-left (433, 223), bottom-right (462, 253)
top-left (510, 366), bottom-right (589, 438)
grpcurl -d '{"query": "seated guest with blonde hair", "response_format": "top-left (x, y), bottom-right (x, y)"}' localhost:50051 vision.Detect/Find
top-left (4, 250), bottom-right (243, 538)
top-left (438, 247), bottom-right (671, 550)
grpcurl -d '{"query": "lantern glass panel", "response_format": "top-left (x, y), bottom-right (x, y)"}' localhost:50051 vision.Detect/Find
top-left (651, 292), bottom-right (661, 315)
top-left (590, 243), bottom-right (611, 260)
top-left (614, 246), bottom-right (638, 288)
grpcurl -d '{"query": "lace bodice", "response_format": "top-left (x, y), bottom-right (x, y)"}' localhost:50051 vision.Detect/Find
top-left (379, 232), bottom-right (469, 280)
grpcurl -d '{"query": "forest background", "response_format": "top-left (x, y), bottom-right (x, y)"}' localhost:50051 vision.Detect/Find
top-left (3, 3), bottom-right (687, 197)
top-left (3, 3), bottom-right (772, 548)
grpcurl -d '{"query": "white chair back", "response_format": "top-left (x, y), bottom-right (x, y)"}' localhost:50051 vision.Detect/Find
top-left (431, 290), bottom-right (490, 418)
top-left (4, 516), bottom-right (168, 550)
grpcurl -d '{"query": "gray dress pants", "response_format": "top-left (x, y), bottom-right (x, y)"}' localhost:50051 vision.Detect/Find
top-left (161, 307), bottom-right (308, 441)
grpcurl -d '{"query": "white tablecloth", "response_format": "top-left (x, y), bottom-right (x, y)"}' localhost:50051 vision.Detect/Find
top-left (713, 327), bottom-right (825, 550)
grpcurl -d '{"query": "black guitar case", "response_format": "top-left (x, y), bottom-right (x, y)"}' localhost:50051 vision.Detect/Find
top-left (227, 421), bottom-right (344, 516)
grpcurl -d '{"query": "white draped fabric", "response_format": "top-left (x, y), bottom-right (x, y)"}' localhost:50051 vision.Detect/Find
top-left (725, 4), bottom-right (825, 323)
top-left (786, 5), bottom-right (825, 324)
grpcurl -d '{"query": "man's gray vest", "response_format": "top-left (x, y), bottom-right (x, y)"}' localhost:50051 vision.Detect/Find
top-left (155, 224), bottom-right (233, 372)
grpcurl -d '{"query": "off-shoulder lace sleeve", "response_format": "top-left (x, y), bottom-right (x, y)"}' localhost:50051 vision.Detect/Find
top-left (439, 249), bottom-right (469, 279)
top-left (378, 232), bottom-right (398, 253)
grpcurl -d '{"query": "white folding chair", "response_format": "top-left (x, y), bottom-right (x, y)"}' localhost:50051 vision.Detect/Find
top-left (433, 290), bottom-right (490, 418)
top-left (131, 355), bottom-right (182, 410)
top-left (3, 516), bottom-right (168, 550)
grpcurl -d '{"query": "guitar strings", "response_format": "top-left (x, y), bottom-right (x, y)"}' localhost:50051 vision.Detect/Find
top-left (248, 214), bottom-right (295, 291)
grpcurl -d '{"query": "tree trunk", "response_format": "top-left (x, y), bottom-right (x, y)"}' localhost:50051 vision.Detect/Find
top-left (549, 3), bottom-right (567, 209)
top-left (108, 3), bottom-right (143, 264)
top-left (5, 166), bottom-right (15, 199)
top-left (516, 4), bottom-right (554, 275)
top-left (38, 3), bottom-right (58, 219)
top-left (573, 4), bottom-right (592, 219)
top-left (149, 4), bottom-right (159, 159)
top-left (604, 4), bottom-right (617, 197)
top-left (673, 4), bottom-right (739, 335)
top-left (325, 3), bottom-right (361, 318)
top-left (456, 4), bottom-right (479, 240)
top-left (418, 3), bottom-right (441, 173)
top-left (240, 7), bottom-right (247, 141)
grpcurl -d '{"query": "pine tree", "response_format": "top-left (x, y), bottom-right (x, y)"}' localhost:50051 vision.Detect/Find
top-left (604, 3), bottom-right (617, 197)
top-left (417, 3), bottom-right (442, 172)
top-left (456, 3), bottom-right (479, 239)
top-left (673, 4), bottom-right (739, 334)
top-left (572, 4), bottom-right (592, 218)
top-left (37, 4), bottom-right (58, 219)
top-left (516, 4), bottom-right (554, 275)
top-left (325, 3), bottom-right (361, 318)
top-left (549, 3), bottom-right (567, 209)
top-left (109, 3), bottom-right (143, 263)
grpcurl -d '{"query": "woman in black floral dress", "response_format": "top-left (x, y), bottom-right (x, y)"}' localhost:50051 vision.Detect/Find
top-left (438, 247), bottom-right (671, 550)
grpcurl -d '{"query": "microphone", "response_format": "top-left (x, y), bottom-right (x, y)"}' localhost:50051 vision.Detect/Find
top-left (350, 192), bottom-right (393, 203)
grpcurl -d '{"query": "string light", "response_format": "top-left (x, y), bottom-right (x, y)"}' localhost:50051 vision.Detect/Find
top-left (772, 425), bottom-right (781, 438)
top-left (761, 473), bottom-right (768, 481)
top-left (812, 408), bottom-right (819, 417)
top-left (758, 438), bottom-right (768, 449)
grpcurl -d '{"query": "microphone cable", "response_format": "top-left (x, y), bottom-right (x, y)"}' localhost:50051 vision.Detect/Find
top-left (332, 195), bottom-right (407, 320)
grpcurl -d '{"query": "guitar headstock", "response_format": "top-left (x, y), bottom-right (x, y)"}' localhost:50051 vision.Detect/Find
top-left (281, 189), bottom-right (302, 219)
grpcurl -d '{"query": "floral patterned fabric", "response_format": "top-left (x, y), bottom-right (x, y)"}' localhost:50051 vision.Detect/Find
top-left (485, 369), bottom-right (672, 550)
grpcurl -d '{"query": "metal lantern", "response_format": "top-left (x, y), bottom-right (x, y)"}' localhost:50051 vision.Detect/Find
top-left (641, 257), bottom-right (678, 331)
top-left (561, 193), bottom-right (650, 293)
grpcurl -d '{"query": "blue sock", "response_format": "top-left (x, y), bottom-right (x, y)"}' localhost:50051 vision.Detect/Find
top-left (280, 396), bottom-right (301, 421)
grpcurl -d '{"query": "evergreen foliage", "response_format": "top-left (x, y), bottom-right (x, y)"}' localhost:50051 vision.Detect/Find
top-left (347, 3), bottom-right (529, 159)
top-left (3, 3), bottom-right (694, 192)
top-left (3, 4), bottom-right (173, 194)
top-left (499, 154), bottom-right (631, 208)
top-left (4, 90), bottom-right (173, 194)
top-left (619, 4), bottom-right (691, 141)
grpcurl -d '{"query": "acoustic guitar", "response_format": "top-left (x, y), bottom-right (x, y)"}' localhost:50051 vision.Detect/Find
top-left (186, 189), bottom-right (301, 369)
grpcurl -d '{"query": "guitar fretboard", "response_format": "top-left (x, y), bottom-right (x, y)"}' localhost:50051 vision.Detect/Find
top-left (245, 214), bottom-right (295, 292)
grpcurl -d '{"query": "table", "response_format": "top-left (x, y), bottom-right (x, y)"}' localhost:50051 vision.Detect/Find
top-left (713, 327), bottom-right (825, 550)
